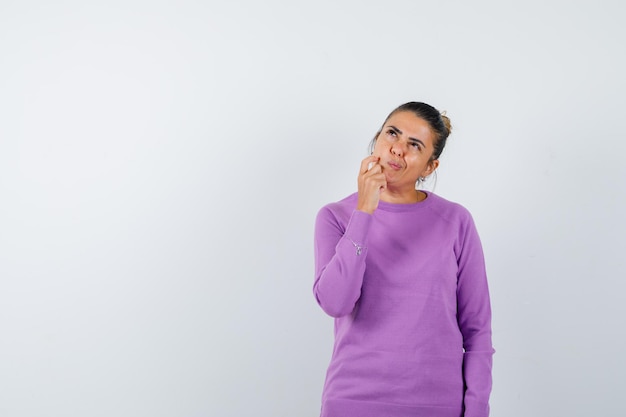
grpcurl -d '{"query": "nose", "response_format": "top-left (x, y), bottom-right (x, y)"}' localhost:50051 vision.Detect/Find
top-left (391, 141), bottom-right (405, 157)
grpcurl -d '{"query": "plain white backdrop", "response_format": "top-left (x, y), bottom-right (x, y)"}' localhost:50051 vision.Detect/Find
top-left (1, 1), bottom-right (625, 416)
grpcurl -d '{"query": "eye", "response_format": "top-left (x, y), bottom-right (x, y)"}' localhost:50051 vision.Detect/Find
top-left (386, 129), bottom-right (398, 139)
top-left (410, 142), bottom-right (422, 151)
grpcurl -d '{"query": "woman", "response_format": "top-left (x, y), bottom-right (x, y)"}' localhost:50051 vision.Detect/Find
top-left (313, 102), bottom-right (494, 417)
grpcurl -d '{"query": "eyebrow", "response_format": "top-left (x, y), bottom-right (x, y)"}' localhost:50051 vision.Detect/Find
top-left (388, 125), bottom-right (427, 149)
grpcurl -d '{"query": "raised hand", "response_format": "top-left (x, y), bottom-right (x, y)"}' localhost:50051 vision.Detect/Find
top-left (356, 155), bottom-right (387, 214)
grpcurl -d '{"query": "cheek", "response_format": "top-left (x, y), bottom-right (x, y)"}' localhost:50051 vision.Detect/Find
top-left (408, 157), bottom-right (428, 172)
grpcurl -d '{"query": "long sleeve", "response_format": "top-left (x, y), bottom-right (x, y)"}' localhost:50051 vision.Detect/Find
top-left (455, 213), bottom-right (495, 417)
top-left (313, 207), bottom-right (372, 318)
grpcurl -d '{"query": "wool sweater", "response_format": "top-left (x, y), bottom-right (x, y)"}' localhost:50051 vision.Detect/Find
top-left (313, 191), bottom-right (494, 417)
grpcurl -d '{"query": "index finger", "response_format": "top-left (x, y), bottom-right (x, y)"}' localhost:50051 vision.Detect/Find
top-left (360, 155), bottom-right (380, 174)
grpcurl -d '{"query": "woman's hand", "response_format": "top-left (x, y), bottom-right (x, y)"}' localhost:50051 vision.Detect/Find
top-left (357, 155), bottom-right (386, 214)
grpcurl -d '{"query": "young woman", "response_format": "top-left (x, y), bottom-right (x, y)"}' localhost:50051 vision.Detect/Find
top-left (313, 102), bottom-right (494, 417)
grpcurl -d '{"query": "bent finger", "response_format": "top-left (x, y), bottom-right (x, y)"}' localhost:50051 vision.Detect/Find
top-left (360, 155), bottom-right (380, 174)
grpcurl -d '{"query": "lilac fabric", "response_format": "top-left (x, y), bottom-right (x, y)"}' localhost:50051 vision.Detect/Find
top-left (314, 191), bottom-right (494, 417)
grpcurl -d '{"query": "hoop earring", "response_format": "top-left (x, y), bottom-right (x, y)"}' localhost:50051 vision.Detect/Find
top-left (416, 176), bottom-right (426, 190)
top-left (416, 172), bottom-right (438, 191)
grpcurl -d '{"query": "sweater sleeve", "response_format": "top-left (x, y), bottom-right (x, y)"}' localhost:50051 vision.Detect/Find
top-left (313, 207), bottom-right (372, 318)
top-left (456, 212), bottom-right (495, 417)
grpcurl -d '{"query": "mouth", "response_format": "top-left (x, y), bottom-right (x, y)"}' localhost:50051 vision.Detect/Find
top-left (387, 160), bottom-right (403, 170)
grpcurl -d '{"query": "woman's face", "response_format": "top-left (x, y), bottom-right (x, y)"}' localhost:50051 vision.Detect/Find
top-left (372, 111), bottom-right (439, 191)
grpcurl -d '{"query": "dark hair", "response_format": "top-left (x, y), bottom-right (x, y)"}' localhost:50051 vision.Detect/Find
top-left (372, 101), bottom-right (452, 160)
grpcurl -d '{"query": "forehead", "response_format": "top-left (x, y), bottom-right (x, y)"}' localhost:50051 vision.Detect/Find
top-left (384, 111), bottom-right (436, 144)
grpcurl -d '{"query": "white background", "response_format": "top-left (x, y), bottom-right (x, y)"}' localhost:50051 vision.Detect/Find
top-left (1, 1), bottom-right (625, 416)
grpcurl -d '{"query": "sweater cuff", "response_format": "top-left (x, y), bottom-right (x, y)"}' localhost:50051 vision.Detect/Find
top-left (344, 210), bottom-right (372, 247)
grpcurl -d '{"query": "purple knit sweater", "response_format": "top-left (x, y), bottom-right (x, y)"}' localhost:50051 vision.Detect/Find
top-left (313, 191), bottom-right (494, 417)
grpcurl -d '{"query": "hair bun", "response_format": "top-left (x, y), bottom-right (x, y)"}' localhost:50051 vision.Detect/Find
top-left (440, 111), bottom-right (452, 136)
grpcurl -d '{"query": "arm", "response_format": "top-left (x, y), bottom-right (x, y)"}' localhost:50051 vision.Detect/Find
top-left (313, 207), bottom-right (372, 317)
top-left (313, 156), bottom-right (385, 317)
top-left (456, 213), bottom-right (495, 417)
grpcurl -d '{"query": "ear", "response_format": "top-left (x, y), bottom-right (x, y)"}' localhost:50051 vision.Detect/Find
top-left (422, 159), bottom-right (439, 177)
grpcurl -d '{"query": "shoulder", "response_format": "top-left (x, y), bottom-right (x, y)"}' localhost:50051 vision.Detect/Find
top-left (426, 193), bottom-right (484, 257)
top-left (425, 192), bottom-right (475, 226)
top-left (317, 192), bottom-right (358, 217)
top-left (315, 193), bottom-right (358, 231)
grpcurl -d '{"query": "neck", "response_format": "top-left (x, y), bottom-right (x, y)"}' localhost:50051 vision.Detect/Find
top-left (380, 188), bottom-right (426, 204)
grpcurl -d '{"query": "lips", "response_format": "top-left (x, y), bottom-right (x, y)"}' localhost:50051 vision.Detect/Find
top-left (387, 160), bottom-right (403, 170)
